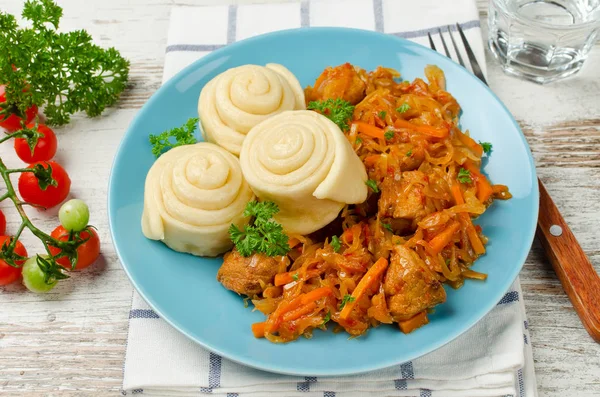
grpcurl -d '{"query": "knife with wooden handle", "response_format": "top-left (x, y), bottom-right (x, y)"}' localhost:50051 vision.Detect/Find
top-left (536, 179), bottom-right (600, 342)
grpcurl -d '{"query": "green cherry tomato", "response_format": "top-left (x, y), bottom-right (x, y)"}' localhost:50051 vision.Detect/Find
top-left (22, 256), bottom-right (57, 293)
top-left (59, 199), bottom-right (90, 232)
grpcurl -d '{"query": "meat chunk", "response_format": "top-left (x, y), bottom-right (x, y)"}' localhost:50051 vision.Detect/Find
top-left (217, 249), bottom-right (283, 296)
top-left (383, 245), bottom-right (446, 321)
top-left (379, 171), bottom-right (428, 221)
top-left (305, 63), bottom-right (366, 105)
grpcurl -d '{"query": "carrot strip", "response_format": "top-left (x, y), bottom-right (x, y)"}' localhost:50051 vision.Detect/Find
top-left (364, 154), bottom-right (380, 166)
top-left (263, 285), bottom-right (282, 299)
top-left (274, 272), bottom-right (295, 286)
top-left (456, 130), bottom-right (483, 157)
top-left (282, 302), bottom-right (317, 322)
top-left (491, 184), bottom-right (513, 200)
top-left (398, 311), bottom-right (429, 334)
top-left (353, 121), bottom-right (385, 140)
top-left (394, 118), bottom-right (448, 139)
top-left (342, 224), bottom-right (361, 245)
top-left (340, 257), bottom-right (389, 320)
top-left (265, 296), bottom-right (302, 333)
top-left (463, 161), bottom-right (493, 203)
top-left (451, 184), bottom-right (465, 205)
top-left (476, 180), bottom-right (493, 203)
top-left (300, 286), bottom-right (333, 305)
top-left (492, 184), bottom-right (510, 194)
top-left (428, 221), bottom-right (460, 254)
top-left (252, 322), bottom-right (266, 338)
top-left (275, 269), bottom-right (322, 286)
top-left (416, 240), bottom-right (438, 258)
top-left (288, 237), bottom-right (301, 249)
top-left (452, 184), bottom-right (486, 255)
top-left (276, 297), bottom-right (303, 316)
top-left (265, 288), bottom-right (331, 333)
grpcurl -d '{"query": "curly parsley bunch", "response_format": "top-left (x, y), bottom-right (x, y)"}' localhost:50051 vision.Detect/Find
top-left (0, 0), bottom-right (130, 126)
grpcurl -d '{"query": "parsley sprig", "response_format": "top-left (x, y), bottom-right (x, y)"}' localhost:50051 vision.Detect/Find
top-left (0, 0), bottom-right (130, 126)
top-left (365, 179), bottom-right (379, 193)
top-left (339, 294), bottom-right (356, 310)
top-left (330, 235), bottom-right (341, 253)
top-left (396, 103), bottom-right (411, 113)
top-left (458, 168), bottom-right (472, 184)
top-left (480, 141), bottom-right (493, 155)
top-left (307, 98), bottom-right (355, 131)
top-left (149, 117), bottom-right (199, 157)
top-left (228, 201), bottom-right (290, 257)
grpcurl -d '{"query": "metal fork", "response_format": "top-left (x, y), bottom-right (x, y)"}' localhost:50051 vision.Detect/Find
top-left (427, 24), bottom-right (487, 85)
top-left (427, 24), bottom-right (600, 343)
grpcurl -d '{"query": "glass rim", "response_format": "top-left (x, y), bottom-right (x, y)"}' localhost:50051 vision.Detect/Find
top-left (490, 0), bottom-right (600, 31)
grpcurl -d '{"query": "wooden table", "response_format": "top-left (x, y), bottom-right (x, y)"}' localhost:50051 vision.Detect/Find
top-left (0, 0), bottom-right (598, 396)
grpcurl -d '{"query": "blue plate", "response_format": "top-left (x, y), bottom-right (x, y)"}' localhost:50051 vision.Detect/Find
top-left (108, 27), bottom-right (538, 376)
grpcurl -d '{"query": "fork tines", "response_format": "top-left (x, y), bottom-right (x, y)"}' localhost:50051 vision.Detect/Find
top-left (428, 24), bottom-right (487, 86)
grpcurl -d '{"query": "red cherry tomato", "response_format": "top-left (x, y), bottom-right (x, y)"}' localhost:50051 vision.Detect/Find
top-left (14, 123), bottom-right (58, 163)
top-left (49, 225), bottom-right (100, 270)
top-left (18, 161), bottom-right (71, 209)
top-left (0, 236), bottom-right (28, 285)
top-left (0, 210), bottom-right (5, 236)
top-left (0, 85), bottom-right (38, 132)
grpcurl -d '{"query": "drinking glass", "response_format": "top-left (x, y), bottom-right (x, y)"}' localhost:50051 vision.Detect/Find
top-left (488, 0), bottom-right (600, 84)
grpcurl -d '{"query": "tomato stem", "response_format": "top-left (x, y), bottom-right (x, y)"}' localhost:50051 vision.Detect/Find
top-left (40, 239), bottom-right (53, 256)
top-left (7, 168), bottom-right (34, 174)
top-left (0, 131), bottom-right (22, 145)
top-left (13, 221), bottom-right (26, 243)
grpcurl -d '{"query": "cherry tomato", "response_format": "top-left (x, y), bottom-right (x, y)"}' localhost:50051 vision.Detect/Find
top-left (49, 225), bottom-right (100, 270)
top-left (18, 161), bottom-right (71, 209)
top-left (0, 210), bottom-right (5, 236)
top-left (0, 85), bottom-right (38, 132)
top-left (22, 255), bottom-right (57, 293)
top-left (0, 236), bottom-right (28, 285)
top-left (59, 199), bottom-right (89, 232)
top-left (14, 123), bottom-right (57, 163)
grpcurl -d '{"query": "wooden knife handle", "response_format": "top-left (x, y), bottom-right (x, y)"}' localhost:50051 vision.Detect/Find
top-left (536, 179), bottom-right (600, 342)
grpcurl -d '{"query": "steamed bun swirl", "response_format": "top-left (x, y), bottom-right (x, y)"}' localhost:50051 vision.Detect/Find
top-left (198, 64), bottom-right (306, 156)
top-left (142, 142), bottom-right (255, 257)
top-left (240, 110), bottom-right (368, 235)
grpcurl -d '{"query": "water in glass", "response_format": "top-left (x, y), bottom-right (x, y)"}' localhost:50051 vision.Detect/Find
top-left (489, 0), bottom-right (600, 83)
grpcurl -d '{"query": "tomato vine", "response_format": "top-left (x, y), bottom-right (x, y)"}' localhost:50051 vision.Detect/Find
top-left (0, 147), bottom-right (93, 285)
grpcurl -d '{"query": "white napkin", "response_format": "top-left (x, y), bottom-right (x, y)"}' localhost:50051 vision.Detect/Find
top-left (122, 1), bottom-right (537, 396)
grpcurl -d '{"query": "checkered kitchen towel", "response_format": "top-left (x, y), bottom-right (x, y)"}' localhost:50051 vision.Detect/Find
top-left (122, 1), bottom-right (538, 396)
